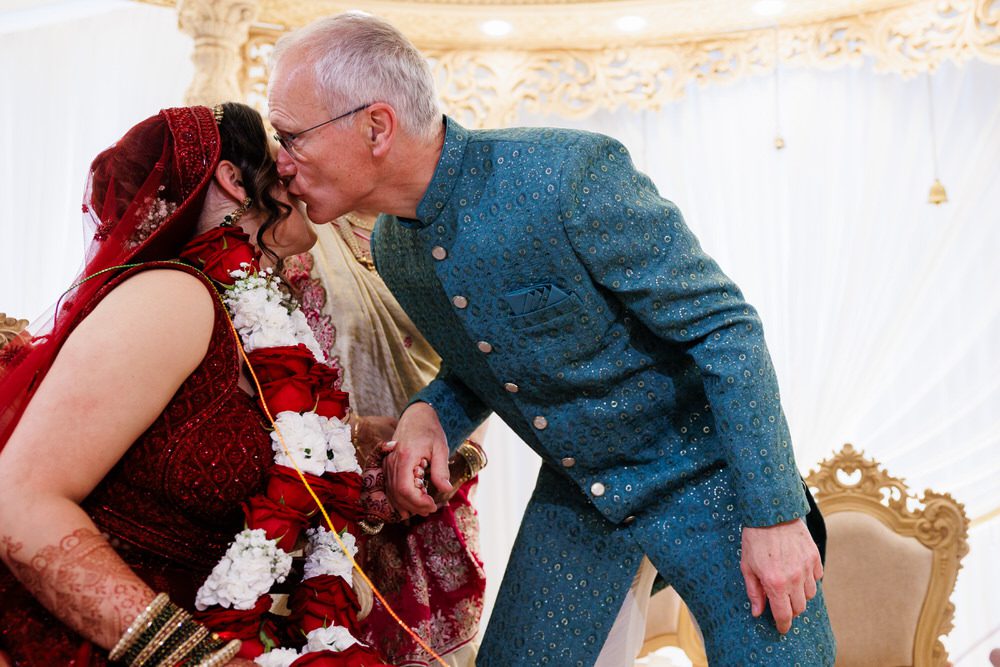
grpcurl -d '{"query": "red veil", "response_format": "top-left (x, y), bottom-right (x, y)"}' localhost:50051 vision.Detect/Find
top-left (0, 106), bottom-right (221, 451)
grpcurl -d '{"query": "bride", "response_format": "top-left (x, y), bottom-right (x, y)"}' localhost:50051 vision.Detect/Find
top-left (0, 104), bottom-right (389, 666)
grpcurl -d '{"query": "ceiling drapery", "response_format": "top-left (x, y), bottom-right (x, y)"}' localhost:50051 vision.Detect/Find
top-left (159, 0), bottom-right (1000, 126)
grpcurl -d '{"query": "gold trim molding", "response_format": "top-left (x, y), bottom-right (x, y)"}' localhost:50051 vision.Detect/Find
top-left (806, 444), bottom-right (970, 667)
top-left (0, 313), bottom-right (29, 352)
top-left (234, 0), bottom-right (1000, 126)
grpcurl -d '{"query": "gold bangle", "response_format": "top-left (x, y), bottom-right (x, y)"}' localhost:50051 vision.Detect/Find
top-left (131, 607), bottom-right (189, 667)
top-left (194, 639), bottom-right (242, 667)
top-left (457, 439), bottom-right (487, 477)
top-left (157, 623), bottom-right (209, 667)
top-left (109, 593), bottom-right (169, 661)
top-left (358, 519), bottom-right (384, 535)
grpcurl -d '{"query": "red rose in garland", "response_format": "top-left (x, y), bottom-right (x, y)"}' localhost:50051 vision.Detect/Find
top-left (179, 225), bottom-right (259, 282)
top-left (248, 344), bottom-right (317, 382)
top-left (259, 372), bottom-right (319, 416)
top-left (287, 574), bottom-right (362, 636)
top-left (244, 495), bottom-right (312, 552)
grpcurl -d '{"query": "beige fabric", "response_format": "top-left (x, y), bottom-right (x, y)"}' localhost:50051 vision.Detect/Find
top-left (824, 511), bottom-right (933, 667)
top-left (310, 220), bottom-right (440, 416)
top-left (596, 556), bottom-right (658, 667)
top-left (644, 585), bottom-right (683, 639)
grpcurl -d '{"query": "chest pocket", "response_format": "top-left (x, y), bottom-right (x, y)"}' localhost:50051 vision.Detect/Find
top-left (501, 286), bottom-right (610, 378)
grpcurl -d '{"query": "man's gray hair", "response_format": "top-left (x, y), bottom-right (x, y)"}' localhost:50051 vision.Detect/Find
top-left (272, 12), bottom-right (441, 139)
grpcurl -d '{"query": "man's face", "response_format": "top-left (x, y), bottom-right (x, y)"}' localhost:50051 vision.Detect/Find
top-left (268, 57), bottom-right (372, 224)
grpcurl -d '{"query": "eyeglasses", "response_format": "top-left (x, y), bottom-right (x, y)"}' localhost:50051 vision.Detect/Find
top-left (272, 103), bottom-right (371, 157)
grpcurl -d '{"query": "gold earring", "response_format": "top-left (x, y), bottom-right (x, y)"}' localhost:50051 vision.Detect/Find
top-left (222, 197), bottom-right (252, 226)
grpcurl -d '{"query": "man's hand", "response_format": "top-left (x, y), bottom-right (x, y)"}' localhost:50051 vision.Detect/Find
top-left (384, 402), bottom-right (452, 517)
top-left (740, 518), bottom-right (823, 634)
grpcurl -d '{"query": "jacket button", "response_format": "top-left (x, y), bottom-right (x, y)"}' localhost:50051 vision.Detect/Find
top-left (623, 515), bottom-right (636, 525)
top-left (561, 457), bottom-right (576, 468)
top-left (452, 295), bottom-right (468, 309)
top-left (590, 482), bottom-right (606, 497)
top-left (477, 341), bottom-right (493, 354)
top-left (432, 246), bottom-right (448, 260)
top-left (533, 416), bottom-right (548, 430)
top-left (504, 382), bottom-right (519, 393)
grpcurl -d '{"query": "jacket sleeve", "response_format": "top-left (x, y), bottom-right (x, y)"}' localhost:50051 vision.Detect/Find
top-left (559, 134), bottom-right (808, 528)
top-left (409, 365), bottom-right (491, 455)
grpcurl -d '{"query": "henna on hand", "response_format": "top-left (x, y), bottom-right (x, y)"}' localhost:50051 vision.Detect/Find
top-left (1, 528), bottom-right (154, 649)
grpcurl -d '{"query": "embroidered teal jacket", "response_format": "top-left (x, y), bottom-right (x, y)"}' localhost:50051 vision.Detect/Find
top-left (373, 116), bottom-right (808, 529)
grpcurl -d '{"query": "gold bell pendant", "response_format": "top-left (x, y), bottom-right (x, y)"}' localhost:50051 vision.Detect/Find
top-left (928, 178), bottom-right (948, 205)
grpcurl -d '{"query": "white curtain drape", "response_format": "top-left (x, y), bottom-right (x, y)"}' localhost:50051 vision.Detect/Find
top-left (1, 4), bottom-right (997, 664)
top-left (0, 0), bottom-right (192, 319)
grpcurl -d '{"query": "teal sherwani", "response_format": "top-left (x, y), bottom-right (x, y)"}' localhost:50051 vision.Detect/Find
top-left (372, 117), bottom-right (835, 666)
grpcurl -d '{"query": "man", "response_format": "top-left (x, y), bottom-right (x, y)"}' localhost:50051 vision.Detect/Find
top-left (268, 12), bottom-right (835, 666)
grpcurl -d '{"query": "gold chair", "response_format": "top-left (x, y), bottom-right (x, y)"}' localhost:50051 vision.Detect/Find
top-left (806, 444), bottom-right (969, 667)
top-left (0, 313), bottom-right (29, 352)
top-left (639, 444), bottom-right (969, 667)
top-left (640, 586), bottom-right (708, 666)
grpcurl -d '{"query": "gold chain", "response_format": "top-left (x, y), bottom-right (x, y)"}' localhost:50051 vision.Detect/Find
top-left (335, 215), bottom-right (376, 271)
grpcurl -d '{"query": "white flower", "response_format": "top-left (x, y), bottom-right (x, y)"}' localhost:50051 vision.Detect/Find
top-left (303, 526), bottom-right (357, 582)
top-left (289, 309), bottom-right (325, 362)
top-left (271, 412), bottom-right (329, 476)
top-left (304, 625), bottom-right (360, 652)
top-left (254, 648), bottom-right (301, 667)
top-left (195, 529), bottom-right (292, 610)
top-left (321, 417), bottom-right (361, 474)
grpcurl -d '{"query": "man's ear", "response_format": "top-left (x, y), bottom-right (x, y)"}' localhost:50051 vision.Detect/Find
top-left (214, 160), bottom-right (248, 201)
top-left (366, 104), bottom-right (396, 159)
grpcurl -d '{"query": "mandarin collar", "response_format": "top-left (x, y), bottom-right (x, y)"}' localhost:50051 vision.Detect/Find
top-left (397, 115), bottom-right (469, 229)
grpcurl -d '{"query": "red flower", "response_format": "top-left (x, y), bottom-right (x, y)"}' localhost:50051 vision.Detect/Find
top-left (180, 226), bottom-right (259, 283)
top-left (248, 345), bottom-right (317, 383)
top-left (195, 596), bottom-right (276, 659)
top-left (244, 495), bottom-right (310, 552)
top-left (310, 364), bottom-right (349, 419)
top-left (287, 574), bottom-right (361, 636)
top-left (290, 644), bottom-right (389, 667)
top-left (310, 472), bottom-right (364, 523)
top-left (315, 389), bottom-right (350, 419)
top-left (267, 465), bottom-right (324, 515)
top-left (260, 373), bottom-right (318, 416)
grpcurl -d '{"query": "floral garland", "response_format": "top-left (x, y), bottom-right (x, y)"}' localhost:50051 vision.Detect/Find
top-left (179, 226), bottom-right (392, 667)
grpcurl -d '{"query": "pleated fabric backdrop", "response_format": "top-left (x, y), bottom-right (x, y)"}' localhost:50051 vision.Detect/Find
top-left (1, 2), bottom-right (997, 664)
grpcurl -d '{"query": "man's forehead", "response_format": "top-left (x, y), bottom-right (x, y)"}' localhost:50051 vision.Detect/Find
top-left (268, 58), bottom-right (322, 121)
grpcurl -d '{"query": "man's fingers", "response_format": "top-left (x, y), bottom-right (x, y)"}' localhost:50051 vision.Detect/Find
top-left (742, 566), bottom-right (766, 618)
top-left (813, 556), bottom-right (824, 582)
top-left (789, 584), bottom-right (807, 618)
top-left (804, 572), bottom-right (818, 601)
top-left (428, 439), bottom-right (452, 497)
top-left (768, 592), bottom-right (793, 634)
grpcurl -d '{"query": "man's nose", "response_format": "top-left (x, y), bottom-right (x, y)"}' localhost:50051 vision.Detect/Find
top-left (276, 148), bottom-right (296, 178)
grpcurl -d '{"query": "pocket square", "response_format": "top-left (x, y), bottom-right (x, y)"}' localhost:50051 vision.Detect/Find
top-left (504, 284), bottom-right (570, 315)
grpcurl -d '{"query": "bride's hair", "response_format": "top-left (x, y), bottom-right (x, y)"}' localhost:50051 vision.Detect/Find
top-left (217, 102), bottom-right (292, 267)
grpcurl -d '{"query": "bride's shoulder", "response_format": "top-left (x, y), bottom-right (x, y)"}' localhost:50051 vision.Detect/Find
top-left (81, 267), bottom-right (216, 366)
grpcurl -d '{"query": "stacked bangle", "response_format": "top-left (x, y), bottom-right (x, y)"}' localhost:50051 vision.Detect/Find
top-left (108, 592), bottom-right (241, 666)
top-left (454, 439), bottom-right (487, 486)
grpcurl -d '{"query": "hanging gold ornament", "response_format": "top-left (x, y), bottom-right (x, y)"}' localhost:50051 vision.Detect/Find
top-left (925, 73), bottom-right (947, 206)
top-left (928, 178), bottom-right (948, 205)
top-left (774, 136), bottom-right (785, 150)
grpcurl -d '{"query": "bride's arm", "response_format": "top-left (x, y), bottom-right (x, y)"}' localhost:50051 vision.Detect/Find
top-left (0, 269), bottom-right (214, 650)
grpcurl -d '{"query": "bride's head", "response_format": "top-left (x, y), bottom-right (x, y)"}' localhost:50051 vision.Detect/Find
top-left (199, 102), bottom-right (316, 267)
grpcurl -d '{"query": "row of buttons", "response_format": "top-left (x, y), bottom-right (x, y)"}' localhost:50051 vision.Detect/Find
top-left (436, 244), bottom-right (552, 435)
top-left (434, 242), bottom-right (625, 519)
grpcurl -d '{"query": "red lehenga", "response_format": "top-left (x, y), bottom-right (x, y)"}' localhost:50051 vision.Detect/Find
top-left (0, 264), bottom-right (273, 666)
